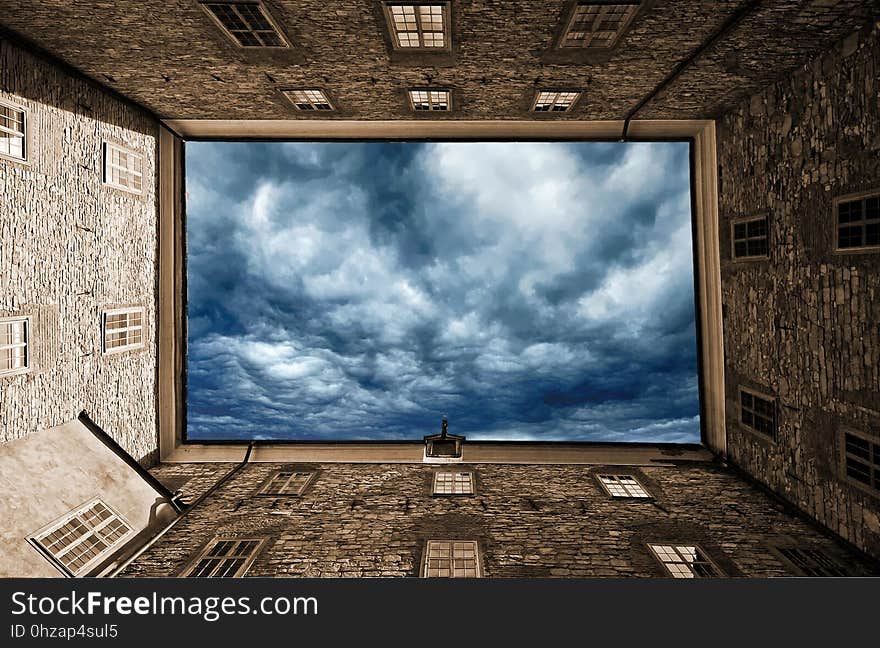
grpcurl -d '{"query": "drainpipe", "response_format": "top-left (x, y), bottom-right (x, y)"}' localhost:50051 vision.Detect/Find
top-left (620, 0), bottom-right (763, 140)
top-left (107, 442), bottom-right (256, 577)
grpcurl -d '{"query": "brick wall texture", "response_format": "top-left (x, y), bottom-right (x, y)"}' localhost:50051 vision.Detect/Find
top-left (717, 22), bottom-right (880, 557)
top-left (121, 461), bottom-right (879, 577)
top-left (0, 39), bottom-right (160, 464)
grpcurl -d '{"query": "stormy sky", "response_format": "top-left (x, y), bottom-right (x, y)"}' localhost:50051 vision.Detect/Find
top-left (185, 141), bottom-right (700, 442)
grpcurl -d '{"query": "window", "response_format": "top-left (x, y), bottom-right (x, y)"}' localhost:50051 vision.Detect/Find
top-left (648, 544), bottom-right (723, 578)
top-left (739, 388), bottom-right (776, 440)
top-left (409, 89), bottom-right (451, 111)
top-left (257, 471), bottom-right (314, 495)
top-left (182, 538), bottom-right (265, 577)
top-left (532, 91), bottom-right (581, 113)
top-left (422, 540), bottom-right (481, 577)
top-left (103, 307), bottom-right (145, 354)
top-left (0, 101), bottom-right (26, 161)
top-left (433, 471), bottom-right (474, 495)
top-left (560, 2), bottom-right (641, 49)
top-left (598, 474), bottom-right (650, 498)
top-left (103, 142), bottom-right (143, 194)
top-left (29, 499), bottom-right (133, 576)
top-left (843, 430), bottom-right (879, 494)
top-left (776, 547), bottom-right (849, 577)
top-left (835, 191), bottom-right (880, 251)
top-left (282, 89), bottom-right (334, 111)
top-left (0, 317), bottom-right (29, 377)
top-left (200, 1), bottom-right (290, 48)
top-left (731, 215), bottom-right (769, 259)
top-left (384, 3), bottom-right (449, 49)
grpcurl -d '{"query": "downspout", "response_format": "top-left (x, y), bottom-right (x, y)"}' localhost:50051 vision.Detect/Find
top-left (620, 0), bottom-right (762, 140)
top-left (107, 442), bottom-right (256, 577)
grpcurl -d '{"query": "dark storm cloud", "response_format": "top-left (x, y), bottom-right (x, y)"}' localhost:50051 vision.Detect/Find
top-left (185, 141), bottom-right (699, 442)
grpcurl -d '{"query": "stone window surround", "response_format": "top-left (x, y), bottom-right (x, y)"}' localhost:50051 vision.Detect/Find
top-left (407, 88), bottom-right (452, 112)
top-left (646, 542), bottom-right (725, 578)
top-left (543, 0), bottom-right (656, 65)
top-left (199, 1), bottom-right (291, 49)
top-left (383, 2), bottom-right (451, 52)
top-left (156, 120), bottom-right (724, 464)
top-left (558, 2), bottom-right (642, 50)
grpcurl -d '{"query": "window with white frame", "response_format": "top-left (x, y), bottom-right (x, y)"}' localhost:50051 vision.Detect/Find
top-left (423, 540), bottom-right (481, 577)
top-left (385, 3), bottom-right (449, 49)
top-left (103, 142), bottom-right (143, 194)
top-left (598, 474), bottom-right (651, 498)
top-left (409, 89), bottom-right (451, 111)
top-left (560, 3), bottom-right (641, 49)
top-left (200, 1), bottom-right (290, 48)
top-left (282, 89), bottom-right (334, 111)
top-left (0, 101), bottom-right (26, 161)
top-left (103, 307), bottom-right (145, 354)
top-left (648, 544), bottom-right (723, 578)
top-left (433, 471), bottom-right (474, 495)
top-left (532, 91), bottom-right (581, 112)
top-left (257, 471), bottom-right (314, 495)
top-left (182, 538), bottom-right (265, 577)
top-left (29, 499), bottom-right (133, 576)
top-left (0, 317), bottom-right (29, 377)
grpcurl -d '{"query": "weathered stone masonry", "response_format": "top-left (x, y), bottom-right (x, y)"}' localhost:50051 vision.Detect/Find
top-left (717, 22), bottom-right (880, 557)
top-left (122, 461), bottom-right (878, 577)
top-left (0, 39), bottom-right (160, 464)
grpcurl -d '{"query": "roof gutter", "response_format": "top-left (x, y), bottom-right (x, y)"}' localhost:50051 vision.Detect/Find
top-left (620, 0), bottom-right (763, 140)
top-left (106, 441), bottom-right (255, 577)
top-left (78, 411), bottom-right (183, 513)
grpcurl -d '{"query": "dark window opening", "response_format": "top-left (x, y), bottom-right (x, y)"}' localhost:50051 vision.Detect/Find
top-left (740, 389), bottom-right (776, 440)
top-left (732, 216), bottom-right (769, 259)
top-left (837, 194), bottom-right (880, 250)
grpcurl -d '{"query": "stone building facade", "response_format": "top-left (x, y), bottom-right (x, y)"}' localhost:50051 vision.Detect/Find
top-left (717, 22), bottom-right (880, 558)
top-left (0, 39), bottom-right (160, 464)
top-left (122, 460), bottom-right (878, 577)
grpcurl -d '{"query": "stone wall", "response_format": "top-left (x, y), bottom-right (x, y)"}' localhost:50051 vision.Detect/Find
top-left (0, 39), bottom-right (160, 464)
top-left (122, 461), bottom-right (878, 577)
top-left (716, 22), bottom-right (880, 557)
